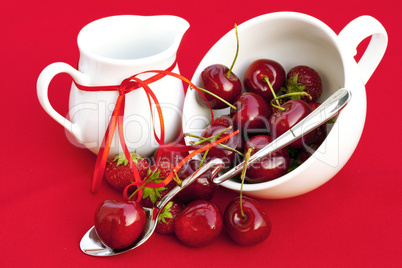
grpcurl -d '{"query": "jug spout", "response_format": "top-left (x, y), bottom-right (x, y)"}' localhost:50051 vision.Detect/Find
top-left (165, 15), bottom-right (190, 48)
top-left (145, 15), bottom-right (190, 64)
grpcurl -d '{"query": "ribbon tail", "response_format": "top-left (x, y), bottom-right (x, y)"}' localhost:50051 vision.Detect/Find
top-left (117, 96), bottom-right (143, 201)
top-left (131, 77), bottom-right (166, 148)
top-left (91, 96), bottom-right (122, 192)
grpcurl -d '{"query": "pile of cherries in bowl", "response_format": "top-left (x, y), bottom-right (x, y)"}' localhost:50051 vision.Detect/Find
top-left (191, 57), bottom-right (329, 185)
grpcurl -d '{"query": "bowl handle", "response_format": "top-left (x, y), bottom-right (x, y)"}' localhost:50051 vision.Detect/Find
top-left (338, 16), bottom-right (388, 85)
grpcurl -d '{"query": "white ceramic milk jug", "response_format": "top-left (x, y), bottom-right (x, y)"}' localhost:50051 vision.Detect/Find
top-left (37, 15), bottom-right (190, 158)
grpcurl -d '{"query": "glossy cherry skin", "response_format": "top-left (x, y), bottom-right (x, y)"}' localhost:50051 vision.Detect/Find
top-left (224, 196), bottom-right (271, 246)
top-left (244, 135), bottom-right (290, 183)
top-left (175, 159), bottom-right (218, 203)
top-left (200, 115), bottom-right (244, 168)
top-left (243, 59), bottom-right (285, 102)
top-left (230, 92), bottom-right (271, 139)
top-left (308, 102), bottom-right (327, 145)
top-left (174, 200), bottom-right (223, 247)
top-left (269, 99), bottom-right (316, 149)
top-left (94, 199), bottom-right (146, 249)
top-left (197, 64), bottom-right (242, 109)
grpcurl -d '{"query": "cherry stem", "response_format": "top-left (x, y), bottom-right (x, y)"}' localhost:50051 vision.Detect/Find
top-left (270, 91), bottom-right (311, 109)
top-left (173, 170), bottom-right (182, 186)
top-left (184, 132), bottom-right (216, 144)
top-left (198, 127), bottom-right (230, 167)
top-left (262, 76), bottom-right (284, 111)
top-left (193, 126), bottom-right (241, 168)
top-left (199, 147), bottom-right (211, 168)
top-left (240, 147), bottom-right (253, 220)
top-left (185, 129), bottom-right (244, 157)
top-left (193, 86), bottom-right (237, 110)
top-left (184, 126), bottom-right (232, 144)
top-left (226, 23), bottom-right (239, 78)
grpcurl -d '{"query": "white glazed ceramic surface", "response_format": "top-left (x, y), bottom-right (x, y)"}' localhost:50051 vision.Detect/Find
top-left (37, 15), bottom-right (190, 158)
top-left (182, 12), bottom-right (387, 199)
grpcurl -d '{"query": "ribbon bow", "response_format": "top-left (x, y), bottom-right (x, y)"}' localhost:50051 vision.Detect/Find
top-left (74, 61), bottom-right (215, 196)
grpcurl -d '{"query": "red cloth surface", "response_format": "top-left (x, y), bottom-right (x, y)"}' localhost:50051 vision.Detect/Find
top-left (1, 0), bottom-right (401, 267)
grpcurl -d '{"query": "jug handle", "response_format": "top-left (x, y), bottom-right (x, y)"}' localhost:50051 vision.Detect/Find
top-left (37, 62), bottom-right (89, 141)
top-left (338, 15), bottom-right (388, 85)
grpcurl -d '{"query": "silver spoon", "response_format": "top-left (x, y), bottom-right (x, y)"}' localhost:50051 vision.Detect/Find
top-left (213, 87), bottom-right (352, 184)
top-left (80, 158), bottom-right (225, 257)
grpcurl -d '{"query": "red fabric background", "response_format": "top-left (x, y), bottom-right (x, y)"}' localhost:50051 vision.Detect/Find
top-left (1, 0), bottom-right (401, 266)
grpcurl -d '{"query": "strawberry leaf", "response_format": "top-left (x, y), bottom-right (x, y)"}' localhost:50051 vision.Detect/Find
top-left (158, 201), bottom-right (174, 224)
top-left (285, 74), bottom-right (305, 100)
top-left (142, 186), bottom-right (163, 204)
top-left (113, 152), bottom-right (142, 166)
top-left (141, 170), bottom-right (167, 205)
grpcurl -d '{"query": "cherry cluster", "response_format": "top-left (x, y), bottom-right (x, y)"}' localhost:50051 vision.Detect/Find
top-left (194, 61), bottom-right (325, 184)
top-left (192, 24), bottom-right (326, 184)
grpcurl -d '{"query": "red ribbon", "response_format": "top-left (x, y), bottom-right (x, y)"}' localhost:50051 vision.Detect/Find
top-left (74, 61), bottom-right (215, 195)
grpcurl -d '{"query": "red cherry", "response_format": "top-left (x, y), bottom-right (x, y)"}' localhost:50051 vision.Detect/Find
top-left (243, 59), bottom-right (286, 102)
top-left (196, 64), bottom-right (242, 109)
top-left (230, 92), bottom-right (271, 139)
top-left (94, 199), bottom-right (146, 249)
top-left (175, 159), bottom-right (218, 203)
top-left (269, 99), bottom-right (316, 149)
top-left (224, 196), bottom-right (272, 246)
top-left (196, 24), bottom-right (242, 110)
top-left (199, 115), bottom-right (244, 168)
top-left (297, 143), bottom-right (320, 163)
top-left (308, 102), bottom-right (328, 145)
top-left (244, 135), bottom-right (290, 183)
top-left (174, 200), bottom-right (223, 247)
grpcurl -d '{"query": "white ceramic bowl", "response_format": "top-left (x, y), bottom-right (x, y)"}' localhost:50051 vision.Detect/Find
top-left (182, 12), bottom-right (387, 199)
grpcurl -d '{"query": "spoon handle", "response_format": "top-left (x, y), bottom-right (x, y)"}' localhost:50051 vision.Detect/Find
top-left (213, 88), bottom-right (352, 185)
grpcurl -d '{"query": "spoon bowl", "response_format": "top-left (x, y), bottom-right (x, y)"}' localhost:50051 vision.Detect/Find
top-left (80, 207), bottom-right (154, 256)
top-left (80, 158), bottom-right (225, 256)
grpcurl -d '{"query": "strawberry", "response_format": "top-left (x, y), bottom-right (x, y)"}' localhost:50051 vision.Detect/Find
top-left (156, 200), bottom-right (184, 235)
top-left (284, 65), bottom-right (322, 102)
top-left (104, 152), bottom-right (150, 191)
